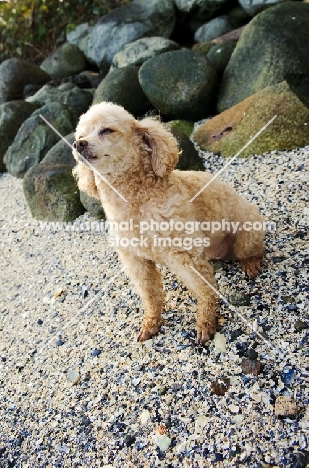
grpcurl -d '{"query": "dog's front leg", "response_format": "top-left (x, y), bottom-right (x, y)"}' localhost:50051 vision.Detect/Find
top-left (117, 250), bottom-right (164, 341)
top-left (169, 253), bottom-right (219, 344)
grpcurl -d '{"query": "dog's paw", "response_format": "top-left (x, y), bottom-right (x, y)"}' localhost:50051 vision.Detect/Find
top-left (241, 257), bottom-right (262, 279)
top-left (137, 324), bottom-right (161, 342)
top-left (196, 322), bottom-right (216, 344)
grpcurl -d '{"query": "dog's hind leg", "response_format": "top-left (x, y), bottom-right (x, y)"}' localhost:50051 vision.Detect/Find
top-left (118, 251), bottom-right (164, 341)
top-left (233, 229), bottom-right (264, 279)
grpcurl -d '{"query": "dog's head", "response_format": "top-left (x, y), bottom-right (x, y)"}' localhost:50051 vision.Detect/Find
top-left (72, 102), bottom-right (180, 197)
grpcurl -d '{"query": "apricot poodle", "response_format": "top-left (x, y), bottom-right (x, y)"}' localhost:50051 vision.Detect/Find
top-left (72, 102), bottom-right (265, 344)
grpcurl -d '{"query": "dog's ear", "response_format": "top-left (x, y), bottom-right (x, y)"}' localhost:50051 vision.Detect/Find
top-left (135, 117), bottom-right (179, 177)
top-left (72, 163), bottom-right (99, 200)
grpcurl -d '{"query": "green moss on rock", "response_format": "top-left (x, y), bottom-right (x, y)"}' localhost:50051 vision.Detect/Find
top-left (193, 81), bottom-right (309, 157)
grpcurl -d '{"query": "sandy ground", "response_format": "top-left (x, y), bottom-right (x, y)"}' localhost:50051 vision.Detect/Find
top-left (0, 147), bottom-right (308, 468)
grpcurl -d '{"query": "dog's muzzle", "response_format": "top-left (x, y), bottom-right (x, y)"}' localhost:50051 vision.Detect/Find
top-left (73, 139), bottom-right (95, 161)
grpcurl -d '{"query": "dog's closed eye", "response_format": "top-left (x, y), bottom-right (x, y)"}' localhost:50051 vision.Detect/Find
top-left (99, 128), bottom-right (115, 136)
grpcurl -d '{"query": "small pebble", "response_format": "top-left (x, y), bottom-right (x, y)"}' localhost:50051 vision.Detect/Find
top-left (274, 396), bottom-right (300, 419)
top-left (213, 332), bottom-right (227, 352)
top-left (81, 285), bottom-right (88, 298)
top-left (246, 348), bottom-right (258, 360)
top-left (55, 338), bottom-right (64, 347)
top-left (294, 320), bottom-right (308, 332)
top-left (152, 433), bottom-right (171, 451)
top-left (124, 434), bottom-right (136, 447)
top-left (91, 349), bottom-right (101, 357)
top-left (67, 370), bottom-right (80, 386)
top-left (211, 377), bottom-right (230, 395)
top-left (37, 318), bottom-right (43, 325)
top-left (241, 358), bottom-right (263, 376)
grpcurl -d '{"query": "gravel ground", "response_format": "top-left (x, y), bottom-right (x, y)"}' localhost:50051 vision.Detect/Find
top-left (0, 145), bottom-right (308, 468)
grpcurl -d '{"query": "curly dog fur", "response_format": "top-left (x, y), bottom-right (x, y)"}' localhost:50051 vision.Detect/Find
top-left (72, 102), bottom-right (265, 343)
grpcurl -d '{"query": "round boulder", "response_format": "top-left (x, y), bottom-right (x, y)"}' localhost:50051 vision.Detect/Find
top-left (26, 83), bottom-right (93, 124)
top-left (194, 81), bottom-right (309, 157)
top-left (194, 16), bottom-right (233, 43)
top-left (218, 2), bottom-right (309, 112)
top-left (40, 43), bottom-right (86, 79)
top-left (4, 103), bottom-right (73, 178)
top-left (139, 50), bottom-right (218, 120)
top-left (80, 191), bottom-right (105, 219)
top-left (111, 36), bottom-right (180, 69)
top-left (23, 163), bottom-right (85, 221)
top-left (87, 0), bottom-right (176, 72)
top-left (0, 58), bottom-right (49, 104)
top-left (42, 133), bottom-right (76, 167)
top-left (93, 66), bottom-right (151, 116)
top-left (207, 41), bottom-right (236, 74)
top-left (0, 101), bottom-right (38, 171)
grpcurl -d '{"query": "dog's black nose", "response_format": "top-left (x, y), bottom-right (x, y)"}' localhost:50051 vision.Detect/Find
top-left (73, 139), bottom-right (88, 150)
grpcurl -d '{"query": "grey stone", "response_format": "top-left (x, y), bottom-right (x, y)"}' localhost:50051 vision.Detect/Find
top-left (169, 127), bottom-right (204, 171)
top-left (207, 41), bottom-right (236, 74)
top-left (4, 103), bottom-right (73, 178)
top-left (0, 101), bottom-right (38, 171)
top-left (66, 23), bottom-right (93, 56)
top-left (80, 191), bottom-right (105, 220)
top-left (238, 0), bottom-right (290, 16)
top-left (93, 66), bottom-right (151, 117)
top-left (42, 133), bottom-right (76, 167)
top-left (23, 163), bottom-right (85, 221)
top-left (139, 49), bottom-right (218, 120)
top-left (111, 36), bottom-right (180, 69)
top-left (0, 58), bottom-right (49, 104)
top-left (40, 43), bottom-right (86, 79)
top-left (26, 83), bottom-right (93, 124)
top-left (175, 0), bottom-right (228, 15)
top-left (194, 16), bottom-right (233, 43)
top-left (218, 2), bottom-right (309, 112)
top-left (87, 0), bottom-right (176, 72)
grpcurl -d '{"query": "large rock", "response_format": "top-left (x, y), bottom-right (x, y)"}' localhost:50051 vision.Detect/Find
top-left (40, 43), bottom-right (86, 79)
top-left (66, 23), bottom-right (93, 57)
top-left (218, 2), bottom-right (309, 112)
top-left (111, 36), bottom-right (180, 69)
top-left (93, 66), bottom-right (151, 116)
top-left (4, 103), bottom-right (73, 178)
top-left (170, 127), bottom-right (204, 171)
top-left (194, 16), bottom-right (233, 43)
top-left (87, 0), bottom-right (176, 72)
top-left (193, 81), bottom-right (309, 157)
top-left (23, 163), bottom-right (85, 221)
top-left (238, 0), bottom-right (290, 16)
top-left (80, 191), bottom-right (105, 219)
top-left (174, 0), bottom-right (230, 23)
top-left (0, 101), bottom-right (38, 171)
top-left (0, 58), bottom-right (49, 104)
top-left (42, 133), bottom-right (76, 167)
top-left (26, 83), bottom-right (93, 124)
top-left (206, 41), bottom-right (236, 74)
top-left (139, 49), bottom-right (218, 120)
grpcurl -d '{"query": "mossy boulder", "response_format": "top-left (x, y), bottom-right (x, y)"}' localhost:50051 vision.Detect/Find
top-left (218, 2), bottom-right (309, 112)
top-left (0, 101), bottom-right (38, 171)
top-left (42, 133), bottom-right (76, 167)
top-left (4, 103), bottom-right (73, 178)
top-left (168, 120), bottom-right (194, 138)
top-left (40, 43), bottom-right (86, 79)
top-left (193, 81), bottom-right (309, 157)
top-left (26, 83), bottom-right (93, 124)
top-left (93, 66), bottom-right (151, 117)
top-left (207, 41), bottom-right (236, 74)
top-left (0, 58), bottom-right (49, 104)
top-left (171, 127), bottom-right (204, 171)
top-left (23, 163), bottom-right (85, 221)
top-left (139, 49), bottom-right (218, 120)
top-left (111, 36), bottom-right (180, 69)
top-left (80, 191), bottom-right (105, 219)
